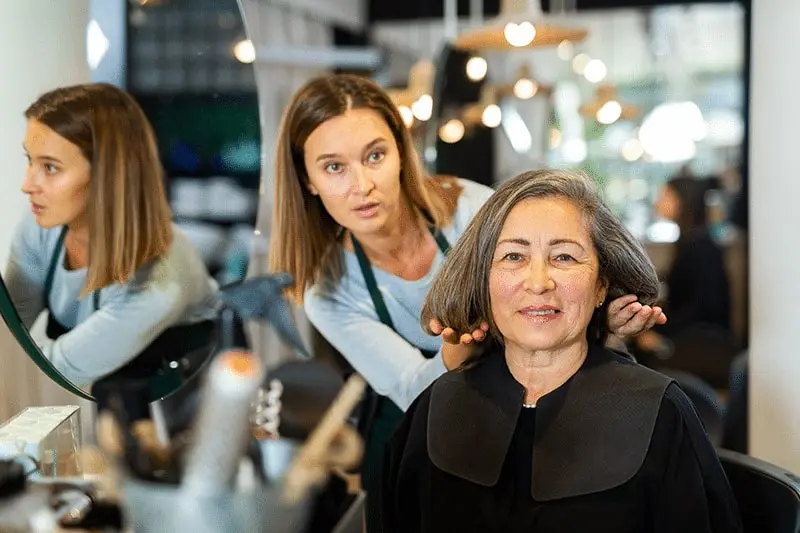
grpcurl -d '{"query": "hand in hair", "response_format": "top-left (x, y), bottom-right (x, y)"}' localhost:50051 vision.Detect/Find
top-left (428, 319), bottom-right (490, 370)
top-left (607, 295), bottom-right (667, 338)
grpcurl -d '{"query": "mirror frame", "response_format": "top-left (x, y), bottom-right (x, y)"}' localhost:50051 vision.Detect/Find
top-left (0, 272), bottom-right (212, 403)
top-left (0, 273), bottom-right (93, 400)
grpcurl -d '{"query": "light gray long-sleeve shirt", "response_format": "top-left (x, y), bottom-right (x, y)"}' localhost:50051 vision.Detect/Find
top-left (304, 178), bottom-right (495, 411)
top-left (4, 210), bottom-right (217, 387)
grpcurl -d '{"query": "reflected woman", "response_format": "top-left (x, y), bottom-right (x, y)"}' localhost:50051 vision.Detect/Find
top-left (4, 83), bottom-right (217, 391)
top-left (377, 169), bottom-right (741, 533)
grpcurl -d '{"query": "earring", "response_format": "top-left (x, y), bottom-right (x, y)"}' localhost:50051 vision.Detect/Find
top-left (597, 300), bottom-right (605, 308)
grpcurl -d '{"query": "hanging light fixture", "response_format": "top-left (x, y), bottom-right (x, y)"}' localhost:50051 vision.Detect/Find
top-left (512, 64), bottom-right (541, 100)
top-left (386, 60), bottom-right (436, 124)
top-left (454, 0), bottom-right (588, 51)
top-left (578, 84), bottom-right (639, 125)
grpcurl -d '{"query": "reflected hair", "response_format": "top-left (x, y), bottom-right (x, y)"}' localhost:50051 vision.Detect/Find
top-left (421, 169), bottom-right (660, 348)
top-left (665, 176), bottom-right (709, 241)
top-left (25, 83), bottom-right (172, 297)
top-left (269, 74), bottom-right (462, 304)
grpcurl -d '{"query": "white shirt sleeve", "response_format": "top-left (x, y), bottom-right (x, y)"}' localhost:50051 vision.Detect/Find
top-left (3, 213), bottom-right (47, 329)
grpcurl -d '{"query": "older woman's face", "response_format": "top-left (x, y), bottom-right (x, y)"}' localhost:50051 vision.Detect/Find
top-left (303, 108), bottom-right (403, 237)
top-left (488, 197), bottom-right (607, 355)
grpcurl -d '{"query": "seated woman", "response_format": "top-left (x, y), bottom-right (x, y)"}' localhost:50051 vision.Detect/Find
top-left (4, 83), bottom-right (217, 394)
top-left (376, 169), bottom-right (742, 533)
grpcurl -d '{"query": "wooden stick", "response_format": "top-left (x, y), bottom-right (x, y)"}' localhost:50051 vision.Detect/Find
top-left (282, 374), bottom-right (366, 504)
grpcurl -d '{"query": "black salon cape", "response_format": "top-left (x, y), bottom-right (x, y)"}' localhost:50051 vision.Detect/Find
top-left (374, 345), bottom-right (742, 533)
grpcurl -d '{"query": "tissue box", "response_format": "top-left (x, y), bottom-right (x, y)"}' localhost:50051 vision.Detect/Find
top-left (0, 406), bottom-right (81, 477)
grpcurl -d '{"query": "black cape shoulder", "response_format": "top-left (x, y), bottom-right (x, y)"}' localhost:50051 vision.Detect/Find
top-left (427, 345), bottom-right (674, 500)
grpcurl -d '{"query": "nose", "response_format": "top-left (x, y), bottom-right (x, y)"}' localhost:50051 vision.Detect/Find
top-left (523, 257), bottom-right (555, 294)
top-left (21, 165), bottom-right (37, 195)
top-left (351, 165), bottom-right (375, 196)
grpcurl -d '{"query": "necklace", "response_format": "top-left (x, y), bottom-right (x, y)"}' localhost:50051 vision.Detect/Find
top-left (522, 403), bottom-right (536, 409)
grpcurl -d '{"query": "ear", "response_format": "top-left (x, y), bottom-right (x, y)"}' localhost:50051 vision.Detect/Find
top-left (306, 182), bottom-right (319, 196)
top-left (596, 279), bottom-right (609, 308)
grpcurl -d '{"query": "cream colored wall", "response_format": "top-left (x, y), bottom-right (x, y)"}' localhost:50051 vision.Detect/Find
top-left (0, 0), bottom-right (95, 434)
top-left (749, 0), bottom-right (800, 474)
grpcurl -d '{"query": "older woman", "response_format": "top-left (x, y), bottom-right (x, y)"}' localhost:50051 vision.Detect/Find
top-left (376, 169), bottom-right (741, 533)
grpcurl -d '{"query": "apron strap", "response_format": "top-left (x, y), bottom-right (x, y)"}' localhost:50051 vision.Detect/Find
top-left (44, 226), bottom-right (100, 311)
top-left (43, 227), bottom-right (68, 307)
top-left (351, 236), bottom-right (395, 330)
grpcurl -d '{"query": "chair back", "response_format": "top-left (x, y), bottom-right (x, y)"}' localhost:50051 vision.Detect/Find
top-left (660, 369), bottom-right (726, 446)
top-left (718, 449), bottom-right (800, 533)
top-left (657, 322), bottom-right (739, 389)
top-left (331, 492), bottom-right (366, 533)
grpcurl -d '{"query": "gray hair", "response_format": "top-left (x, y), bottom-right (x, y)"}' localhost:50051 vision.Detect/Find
top-left (421, 168), bottom-right (660, 346)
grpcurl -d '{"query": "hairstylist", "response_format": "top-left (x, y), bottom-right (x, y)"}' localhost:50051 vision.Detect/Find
top-left (268, 74), bottom-right (666, 510)
top-left (4, 83), bottom-right (217, 394)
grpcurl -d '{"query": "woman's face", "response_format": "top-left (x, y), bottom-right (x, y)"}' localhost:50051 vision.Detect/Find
top-left (488, 197), bottom-right (607, 355)
top-left (302, 108), bottom-right (403, 236)
top-left (22, 119), bottom-right (91, 229)
top-left (655, 185), bottom-right (680, 222)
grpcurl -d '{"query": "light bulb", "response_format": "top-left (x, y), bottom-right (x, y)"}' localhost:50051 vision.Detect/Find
top-left (596, 100), bottom-right (622, 125)
top-left (621, 138), bottom-right (644, 161)
top-left (466, 56), bottom-right (488, 81)
top-left (571, 53), bottom-right (590, 75)
top-left (513, 78), bottom-right (538, 99)
top-left (398, 106), bottom-right (414, 128)
top-left (557, 40), bottom-right (574, 60)
top-left (411, 95), bottom-right (433, 121)
top-left (583, 59), bottom-right (607, 83)
top-left (504, 22), bottom-right (536, 47)
top-left (482, 105), bottom-right (502, 128)
top-left (233, 39), bottom-right (256, 64)
top-left (439, 119), bottom-right (465, 143)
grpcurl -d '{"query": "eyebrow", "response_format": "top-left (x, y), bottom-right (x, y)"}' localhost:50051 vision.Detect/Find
top-left (497, 237), bottom-right (586, 250)
top-left (22, 143), bottom-right (62, 164)
top-left (315, 137), bottom-right (387, 162)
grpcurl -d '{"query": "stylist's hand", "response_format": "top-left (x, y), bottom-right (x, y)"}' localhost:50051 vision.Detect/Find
top-left (429, 319), bottom-right (490, 370)
top-left (607, 295), bottom-right (667, 338)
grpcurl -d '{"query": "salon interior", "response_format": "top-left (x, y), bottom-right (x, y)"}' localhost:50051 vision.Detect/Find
top-left (0, 0), bottom-right (795, 531)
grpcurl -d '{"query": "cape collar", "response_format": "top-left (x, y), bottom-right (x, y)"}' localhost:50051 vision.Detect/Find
top-left (427, 344), bottom-right (673, 500)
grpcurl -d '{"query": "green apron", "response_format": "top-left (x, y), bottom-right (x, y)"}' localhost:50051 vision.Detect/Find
top-left (350, 225), bottom-right (450, 530)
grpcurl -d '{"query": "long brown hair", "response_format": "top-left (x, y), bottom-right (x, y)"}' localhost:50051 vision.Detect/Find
top-left (421, 169), bottom-right (660, 349)
top-left (269, 74), bottom-right (461, 304)
top-left (25, 83), bottom-right (173, 296)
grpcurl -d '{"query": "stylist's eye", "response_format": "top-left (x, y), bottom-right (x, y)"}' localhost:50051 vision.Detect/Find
top-left (325, 162), bottom-right (344, 174)
top-left (367, 151), bottom-right (385, 164)
top-left (44, 163), bottom-right (58, 174)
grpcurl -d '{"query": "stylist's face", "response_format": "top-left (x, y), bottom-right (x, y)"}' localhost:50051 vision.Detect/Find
top-left (302, 108), bottom-right (402, 235)
top-left (22, 119), bottom-right (90, 229)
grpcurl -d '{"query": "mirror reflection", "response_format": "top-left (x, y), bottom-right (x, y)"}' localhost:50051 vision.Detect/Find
top-left (1, 0), bottom-right (259, 399)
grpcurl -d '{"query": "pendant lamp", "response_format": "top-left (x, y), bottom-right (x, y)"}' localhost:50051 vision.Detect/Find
top-left (454, 0), bottom-right (588, 51)
top-left (578, 84), bottom-right (639, 125)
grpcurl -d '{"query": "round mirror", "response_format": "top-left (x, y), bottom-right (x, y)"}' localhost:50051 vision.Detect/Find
top-left (0, 0), bottom-right (260, 403)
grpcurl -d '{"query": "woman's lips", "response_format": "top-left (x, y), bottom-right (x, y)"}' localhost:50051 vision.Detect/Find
top-left (353, 202), bottom-right (379, 218)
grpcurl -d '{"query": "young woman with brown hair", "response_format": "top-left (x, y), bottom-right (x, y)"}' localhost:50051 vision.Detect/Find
top-left (5, 83), bottom-right (216, 390)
